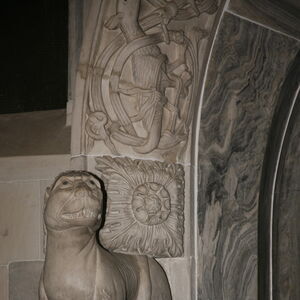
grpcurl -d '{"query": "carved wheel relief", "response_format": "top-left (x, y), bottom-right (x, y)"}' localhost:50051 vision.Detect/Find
top-left (82, 0), bottom-right (219, 158)
top-left (96, 156), bottom-right (185, 257)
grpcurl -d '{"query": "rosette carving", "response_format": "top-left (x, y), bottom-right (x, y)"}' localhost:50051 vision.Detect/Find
top-left (96, 156), bottom-right (184, 257)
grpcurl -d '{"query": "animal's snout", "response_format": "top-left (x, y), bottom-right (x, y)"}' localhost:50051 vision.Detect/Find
top-left (75, 189), bottom-right (87, 198)
top-left (74, 183), bottom-right (90, 197)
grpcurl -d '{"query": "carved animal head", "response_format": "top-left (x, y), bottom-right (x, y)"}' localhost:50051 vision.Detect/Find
top-left (44, 171), bottom-right (103, 231)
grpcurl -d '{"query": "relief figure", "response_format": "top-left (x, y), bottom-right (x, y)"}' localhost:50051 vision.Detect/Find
top-left (105, 0), bottom-right (170, 154)
top-left (83, 0), bottom-right (214, 156)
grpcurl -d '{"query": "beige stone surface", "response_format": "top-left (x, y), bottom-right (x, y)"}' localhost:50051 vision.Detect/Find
top-left (0, 155), bottom-right (70, 182)
top-left (39, 180), bottom-right (54, 259)
top-left (0, 109), bottom-right (70, 157)
top-left (0, 265), bottom-right (8, 300)
top-left (158, 257), bottom-right (192, 300)
top-left (9, 261), bottom-right (43, 300)
top-left (0, 181), bottom-right (40, 264)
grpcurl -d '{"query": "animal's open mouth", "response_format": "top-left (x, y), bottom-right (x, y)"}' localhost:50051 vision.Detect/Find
top-left (62, 208), bottom-right (100, 220)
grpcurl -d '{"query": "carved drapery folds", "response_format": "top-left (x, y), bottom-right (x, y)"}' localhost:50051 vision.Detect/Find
top-left (96, 156), bottom-right (185, 257)
top-left (80, 0), bottom-right (218, 160)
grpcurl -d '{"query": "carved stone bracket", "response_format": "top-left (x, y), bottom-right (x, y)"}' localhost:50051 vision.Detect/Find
top-left (96, 156), bottom-right (185, 257)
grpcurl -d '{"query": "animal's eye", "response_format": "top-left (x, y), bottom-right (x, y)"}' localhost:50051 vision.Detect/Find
top-left (60, 180), bottom-right (72, 188)
top-left (90, 180), bottom-right (95, 185)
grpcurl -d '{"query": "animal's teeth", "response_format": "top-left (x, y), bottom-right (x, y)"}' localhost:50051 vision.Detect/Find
top-left (63, 208), bottom-right (98, 219)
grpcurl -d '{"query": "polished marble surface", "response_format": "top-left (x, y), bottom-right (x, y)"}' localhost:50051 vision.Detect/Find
top-left (229, 0), bottom-right (300, 40)
top-left (274, 98), bottom-right (300, 299)
top-left (280, 0), bottom-right (300, 10)
top-left (257, 51), bottom-right (300, 299)
top-left (197, 12), bottom-right (300, 299)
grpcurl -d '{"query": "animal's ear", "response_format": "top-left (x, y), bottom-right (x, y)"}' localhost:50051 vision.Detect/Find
top-left (105, 14), bottom-right (122, 30)
top-left (43, 186), bottom-right (51, 253)
top-left (42, 186), bottom-right (51, 252)
top-left (44, 187), bottom-right (51, 202)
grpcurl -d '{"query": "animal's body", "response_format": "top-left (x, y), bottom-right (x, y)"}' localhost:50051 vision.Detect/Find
top-left (39, 171), bottom-right (172, 300)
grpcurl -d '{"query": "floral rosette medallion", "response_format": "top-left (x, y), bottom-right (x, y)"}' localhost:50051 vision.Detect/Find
top-left (96, 156), bottom-right (184, 257)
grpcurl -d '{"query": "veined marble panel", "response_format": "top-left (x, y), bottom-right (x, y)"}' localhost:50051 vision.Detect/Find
top-left (257, 51), bottom-right (300, 299)
top-left (274, 98), bottom-right (300, 300)
top-left (228, 0), bottom-right (300, 40)
top-left (197, 13), bottom-right (300, 300)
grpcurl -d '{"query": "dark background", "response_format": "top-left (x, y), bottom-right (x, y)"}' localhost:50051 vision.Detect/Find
top-left (0, 0), bottom-right (68, 114)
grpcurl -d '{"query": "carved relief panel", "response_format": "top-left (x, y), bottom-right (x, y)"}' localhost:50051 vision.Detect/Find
top-left (77, 0), bottom-right (219, 161)
top-left (96, 156), bottom-right (184, 257)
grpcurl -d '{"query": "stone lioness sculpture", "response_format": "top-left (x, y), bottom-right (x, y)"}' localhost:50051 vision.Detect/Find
top-left (39, 170), bottom-right (172, 300)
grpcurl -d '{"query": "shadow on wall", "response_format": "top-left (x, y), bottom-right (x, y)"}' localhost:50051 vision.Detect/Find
top-left (0, 109), bottom-right (70, 157)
